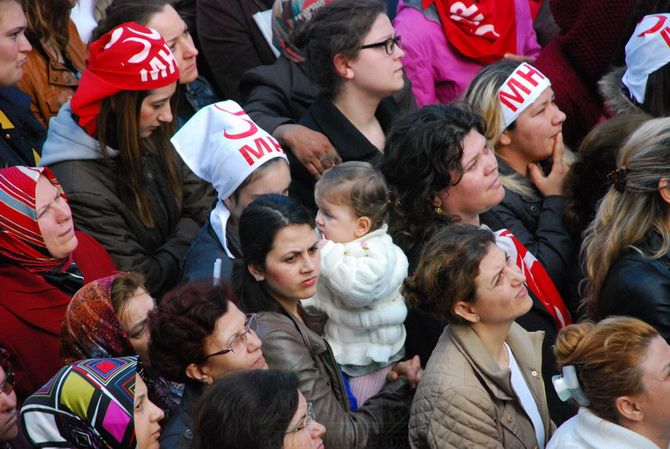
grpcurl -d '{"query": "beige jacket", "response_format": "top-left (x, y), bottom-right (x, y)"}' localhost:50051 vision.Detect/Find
top-left (409, 323), bottom-right (554, 449)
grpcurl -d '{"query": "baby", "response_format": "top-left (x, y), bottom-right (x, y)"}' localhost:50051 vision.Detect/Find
top-left (313, 161), bottom-right (408, 404)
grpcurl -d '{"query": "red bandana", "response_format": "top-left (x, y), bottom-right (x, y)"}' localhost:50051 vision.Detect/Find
top-left (71, 22), bottom-right (180, 136)
top-left (422, 0), bottom-right (517, 64)
top-left (0, 166), bottom-right (74, 272)
top-left (496, 229), bottom-right (572, 330)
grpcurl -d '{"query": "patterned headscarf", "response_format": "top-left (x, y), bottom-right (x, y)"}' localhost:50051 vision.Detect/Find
top-left (61, 274), bottom-right (135, 365)
top-left (60, 274), bottom-right (180, 419)
top-left (71, 22), bottom-right (180, 136)
top-left (21, 357), bottom-right (140, 449)
top-left (0, 166), bottom-right (74, 272)
top-left (271, 0), bottom-right (333, 63)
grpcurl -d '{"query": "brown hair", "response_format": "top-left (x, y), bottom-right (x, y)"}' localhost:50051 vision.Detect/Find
top-left (402, 223), bottom-right (495, 324)
top-left (110, 272), bottom-right (146, 317)
top-left (553, 316), bottom-right (658, 422)
top-left (23, 0), bottom-right (73, 55)
top-left (314, 161), bottom-right (391, 232)
top-left (96, 89), bottom-right (182, 228)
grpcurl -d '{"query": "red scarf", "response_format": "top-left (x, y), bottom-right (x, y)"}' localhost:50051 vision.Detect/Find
top-left (0, 166), bottom-right (74, 272)
top-left (495, 229), bottom-right (572, 330)
top-left (422, 0), bottom-right (517, 64)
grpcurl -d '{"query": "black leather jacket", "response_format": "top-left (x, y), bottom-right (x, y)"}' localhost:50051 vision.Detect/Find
top-left (598, 231), bottom-right (670, 341)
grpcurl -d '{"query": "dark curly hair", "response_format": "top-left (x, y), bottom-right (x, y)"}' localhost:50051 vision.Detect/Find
top-left (402, 224), bottom-right (495, 324)
top-left (149, 280), bottom-right (234, 386)
top-left (192, 370), bottom-right (300, 449)
top-left (379, 104), bottom-right (487, 261)
top-left (0, 347), bottom-right (11, 375)
top-left (297, 0), bottom-right (386, 98)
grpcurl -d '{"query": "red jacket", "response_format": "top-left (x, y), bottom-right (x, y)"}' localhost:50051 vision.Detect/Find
top-left (0, 231), bottom-right (115, 402)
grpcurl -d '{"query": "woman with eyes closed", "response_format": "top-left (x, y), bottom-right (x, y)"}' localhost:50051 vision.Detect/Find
top-left (60, 272), bottom-right (181, 421)
top-left (234, 194), bottom-right (422, 449)
top-left (406, 224), bottom-right (553, 449)
top-left (0, 166), bottom-right (115, 403)
top-left (465, 60), bottom-right (575, 299)
top-left (91, 0), bottom-right (218, 128)
top-left (38, 21), bottom-right (214, 297)
top-left (149, 280), bottom-right (267, 449)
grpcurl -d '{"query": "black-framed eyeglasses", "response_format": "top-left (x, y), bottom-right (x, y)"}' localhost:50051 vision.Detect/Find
top-left (360, 35), bottom-right (402, 55)
top-left (0, 370), bottom-right (15, 396)
top-left (203, 314), bottom-right (258, 359)
top-left (285, 402), bottom-right (314, 434)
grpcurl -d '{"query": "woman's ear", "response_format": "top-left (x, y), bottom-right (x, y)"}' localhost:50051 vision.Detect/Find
top-left (247, 264), bottom-right (265, 282)
top-left (186, 363), bottom-right (212, 385)
top-left (354, 216), bottom-right (372, 238)
top-left (658, 178), bottom-right (670, 205)
top-left (333, 53), bottom-right (354, 80)
top-left (615, 395), bottom-right (645, 423)
top-left (498, 131), bottom-right (512, 147)
top-left (452, 300), bottom-right (479, 324)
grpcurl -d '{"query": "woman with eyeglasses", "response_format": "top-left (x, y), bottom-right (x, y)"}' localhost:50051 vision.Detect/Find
top-left (289, 0), bottom-right (405, 212)
top-left (149, 280), bottom-right (267, 449)
top-left (0, 348), bottom-right (18, 447)
top-left (192, 369), bottom-right (326, 449)
top-left (235, 194), bottom-right (422, 449)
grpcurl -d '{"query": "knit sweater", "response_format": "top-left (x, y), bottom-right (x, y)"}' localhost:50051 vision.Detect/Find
top-left (312, 225), bottom-right (408, 374)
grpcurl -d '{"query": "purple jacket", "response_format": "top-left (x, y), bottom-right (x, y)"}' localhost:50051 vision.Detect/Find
top-left (393, 0), bottom-right (540, 106)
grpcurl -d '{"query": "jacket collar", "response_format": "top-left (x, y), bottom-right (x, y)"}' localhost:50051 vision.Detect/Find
top-left (307, 94), bottom-right (396, 161)
top-left (599, 67), bottom-right (651, 118)
top-left (448, 323), bottom-right (544, 400)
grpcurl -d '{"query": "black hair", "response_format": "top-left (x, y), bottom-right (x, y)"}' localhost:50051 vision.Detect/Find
top-left (92, 0), bottom-right (174, 42)
top-left (378, 104), bottom-right (487, 257)
top-left (233, 194), bottom-right (315, 313)
top-left (297, 0), bottom-right (386, 98)
top-left (191, 369), bottom-right (300, 449)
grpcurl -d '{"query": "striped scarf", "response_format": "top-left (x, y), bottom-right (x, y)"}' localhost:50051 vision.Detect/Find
top-left (0, 166), bottom-right (74, 272)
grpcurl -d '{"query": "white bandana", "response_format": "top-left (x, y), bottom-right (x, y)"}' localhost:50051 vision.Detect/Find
top-left (497, 62), bottom-right (552, 133)
top-left (171, 100), bottom-right (288, 258)
top-left (622, 14), bottom-right (670, 104)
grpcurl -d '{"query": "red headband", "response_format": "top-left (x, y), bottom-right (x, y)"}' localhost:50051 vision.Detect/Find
top-left (71, 22), bottom-right (180, 136)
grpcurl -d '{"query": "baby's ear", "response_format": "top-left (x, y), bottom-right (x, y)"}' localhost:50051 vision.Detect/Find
top-left (354, 216), bottom-right (372, 238)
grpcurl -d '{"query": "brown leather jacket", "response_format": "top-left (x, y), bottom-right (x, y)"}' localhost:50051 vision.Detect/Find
top-left (409, 323), bottom-right (555, 449)
top-left (256, 306), bottom-right (413, 449)
top-left (17, 20), bottom-right (87, 127)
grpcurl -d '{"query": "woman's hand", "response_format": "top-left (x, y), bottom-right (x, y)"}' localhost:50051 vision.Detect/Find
top-left (527, 131), bottom-right (569, 197)
top-left (273, 124), bottom-right (341, 179)
top-left (387, 355), bottom-right (423, 388)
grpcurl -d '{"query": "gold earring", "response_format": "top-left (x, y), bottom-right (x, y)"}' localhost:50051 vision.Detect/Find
top-left (434, 207), bottom-right (444, 215)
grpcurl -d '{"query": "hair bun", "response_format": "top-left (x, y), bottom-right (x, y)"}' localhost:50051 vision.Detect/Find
top-left (553, 321), bottom-right (595, 366)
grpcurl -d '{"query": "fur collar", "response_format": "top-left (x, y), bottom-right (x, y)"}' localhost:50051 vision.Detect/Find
top-left (598, 67), bottom-right (650, 117)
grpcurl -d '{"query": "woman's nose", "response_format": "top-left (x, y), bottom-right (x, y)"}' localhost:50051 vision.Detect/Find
top-left (311, 419), bottom-right (326, 439)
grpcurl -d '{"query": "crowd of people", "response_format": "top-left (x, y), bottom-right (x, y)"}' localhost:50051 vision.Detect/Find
top-left (2, 0), bottom-right (670, 448)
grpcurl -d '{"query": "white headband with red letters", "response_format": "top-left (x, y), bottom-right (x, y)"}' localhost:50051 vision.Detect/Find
top-left (172, 101), bottom-right (288, 258)
top-left (622, 14), bottom-right (670, 104)
top-left (497, 63), bottom-right (552, 132)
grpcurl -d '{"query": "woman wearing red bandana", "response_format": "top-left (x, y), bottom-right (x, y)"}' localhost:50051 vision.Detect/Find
top-left (38, 22), bottom-right (214, 297)
top-left (0, 166), bottom-right (115, 403)
top-left (393, 0), bottom-right (540, 106)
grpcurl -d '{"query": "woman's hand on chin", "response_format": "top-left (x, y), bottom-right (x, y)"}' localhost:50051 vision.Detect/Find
top-left (387, 355), bottom-right (423, 388)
